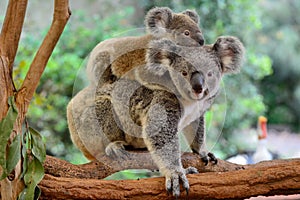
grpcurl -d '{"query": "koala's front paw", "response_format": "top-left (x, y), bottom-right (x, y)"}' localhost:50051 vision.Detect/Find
top-left (200, 151), bottom-right (218, 165)
top-left (165, 167), bottom-right (198, 198)
top-left (105, 141), bottom-right (129, 159)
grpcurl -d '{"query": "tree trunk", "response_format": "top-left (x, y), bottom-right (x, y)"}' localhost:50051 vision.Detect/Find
top-left (0, 1), bottom-right (29, 199)
top-left (39, 154), bottom-right (300, 200)
top-left (0, 1), bottom-right (70, 199)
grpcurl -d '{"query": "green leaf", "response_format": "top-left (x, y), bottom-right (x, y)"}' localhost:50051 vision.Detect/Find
top-left (6, 134), bottom-right (21, 175)
top-left (29, 127), bottom-right (46, 163)
top-left (18, 186), bottom-right (41, 200)
top-left (24, 158), bottom-right (44, 186)
top-left (0, 96), bottom-right (18, 180)
top-left (25, 181), bottom-right (40, 200)
top-left (18, 187), bottom-right (27, 200)
top-left (20, 131), bottom-right (30, 179)
top-left (23, 158), bottom-right (44, 200)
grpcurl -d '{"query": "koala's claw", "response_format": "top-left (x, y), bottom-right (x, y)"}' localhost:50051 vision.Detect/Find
top-left (201, 156), bottom-right (209, 165)
top-left (201, 152), bottom-right (218, 165)
top-left (165, 167), bottom-right (197, 197)
top-left (208, 152), bottom-right (218, 164)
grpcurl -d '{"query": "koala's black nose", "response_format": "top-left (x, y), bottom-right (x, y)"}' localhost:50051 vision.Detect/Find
top-left (197, 33), bottom-right (205, 46)
top-left (199, 37), bottom-right (204, 46)
top-left (191, 72), bottom-right (205, 94)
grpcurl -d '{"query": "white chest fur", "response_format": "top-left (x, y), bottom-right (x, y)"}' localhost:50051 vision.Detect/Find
top-left (178, 99), bottom-right (203, 131)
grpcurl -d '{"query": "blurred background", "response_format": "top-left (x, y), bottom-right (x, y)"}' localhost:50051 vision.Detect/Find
top-left (1, 0), bottom-right (299, 174)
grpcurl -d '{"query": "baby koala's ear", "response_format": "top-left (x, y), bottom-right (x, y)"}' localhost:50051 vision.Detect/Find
top-left (145, 7), bottom-right (173, 35)
top-left (181, 9), bottom-right (200, 24)
top-left (212, 36), bottom-right (245, 74)
top-left (146, 39), bottom-right (181, 76)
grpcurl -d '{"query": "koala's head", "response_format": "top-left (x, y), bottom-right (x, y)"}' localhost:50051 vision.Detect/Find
top-left (146, 36), bottom-right (245, 101)
top-left (145, 7), bottom-right (204, 46)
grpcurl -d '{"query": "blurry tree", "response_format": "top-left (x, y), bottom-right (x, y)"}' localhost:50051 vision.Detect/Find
top-left (257, 0), bottom-right (300, 131)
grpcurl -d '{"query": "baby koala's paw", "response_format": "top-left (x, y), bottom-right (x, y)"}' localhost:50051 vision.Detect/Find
top-left (165, 166), bottom-right (198, 198)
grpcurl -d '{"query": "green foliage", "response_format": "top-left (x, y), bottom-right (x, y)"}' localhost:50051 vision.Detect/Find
top-left (0, 96), bottom-right (45, 199)
top-left (6, 134), bottom-right (21, 179)
top-left (19, 127), bottom-right (46, 200)
top-left (257, 0), bottom-right (300, 131)
top-left (0, 97), bottom-right (18, 180)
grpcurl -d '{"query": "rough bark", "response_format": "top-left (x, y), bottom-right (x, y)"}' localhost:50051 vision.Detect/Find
top-left (43, 152), bottom-right (244, 179)
top-left (40, 154), bottom-right (300, 199)
top-left (0, 1), bottom-right (70, 199)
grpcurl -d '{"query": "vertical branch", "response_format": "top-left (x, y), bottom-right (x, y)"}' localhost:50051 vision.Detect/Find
top-left (0, 55), bottom-right (11, 119)
top-left (0, 0), bottom-right (28, 119)
top-left (16, 0), bottom-right (71, 123)
top-left (0, 0), bottom-right (28, 70)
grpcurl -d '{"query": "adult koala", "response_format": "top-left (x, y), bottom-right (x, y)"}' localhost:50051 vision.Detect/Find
top-left (67, 7), bottom-right (205, 160)
top-left (92, 36), bottom-right (245, 197)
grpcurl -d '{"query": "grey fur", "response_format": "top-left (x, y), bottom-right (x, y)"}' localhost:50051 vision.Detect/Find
top-left (91, 36), bottom-right (245, 197)
top-left (181, 9), bottom-right (200, 24)
top-left (145, 7), bottom-right (173, 36)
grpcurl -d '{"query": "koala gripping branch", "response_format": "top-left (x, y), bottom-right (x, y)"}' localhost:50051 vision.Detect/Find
top-left (40, 153), bottom-right (300, 200)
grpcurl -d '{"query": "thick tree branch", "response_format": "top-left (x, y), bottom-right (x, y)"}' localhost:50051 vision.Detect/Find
top-left (0, 0), bottom-right (28, 119)
top-left (44, 152), bottom-right (244, 179)
top-left (16, 0), bottom-right (71, 116)
top-left (40, 155), bottom-right (300, 200)
top-left (0, 0), bottom-right (28, 71)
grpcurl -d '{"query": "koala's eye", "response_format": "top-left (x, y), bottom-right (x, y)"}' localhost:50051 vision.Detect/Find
top-left (207, 71), bottom-right (213, 77)
top-left (182, 71), bottom-right (188, 76)
top-left (184, 30), bottom-right (190, 36)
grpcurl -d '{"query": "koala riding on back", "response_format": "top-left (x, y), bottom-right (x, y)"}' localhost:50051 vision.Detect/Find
top-left (86, 7), bottom-right (205, 86)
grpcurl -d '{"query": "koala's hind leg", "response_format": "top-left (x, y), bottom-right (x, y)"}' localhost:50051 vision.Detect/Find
top-left (67, 92), bottom-right (97, 160)
top-left (67, 85), bottom-right (114, 161)
top-left (184, 116), bottom-right (218, 165)
top-left (95, 84), bottom-right (129, 159)
top-left (142, 90), bottom-right (198, 197)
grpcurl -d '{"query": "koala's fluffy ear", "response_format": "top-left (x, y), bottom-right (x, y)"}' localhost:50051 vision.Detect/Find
top-left (212, 36), bottom-right (245, 74)
top-left (181, 10), bottom-right (199, 24)
top-left (145, 7), bottom-right (173, 35)
top-left (146, 39), bottom-right (180, 76)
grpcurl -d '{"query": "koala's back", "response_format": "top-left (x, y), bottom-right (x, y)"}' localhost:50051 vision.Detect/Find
top-left (86, 34), bottom-right (153, 85)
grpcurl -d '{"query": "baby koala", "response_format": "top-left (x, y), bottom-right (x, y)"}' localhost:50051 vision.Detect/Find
top-left (94, 36), bottom-right (245, 197)
top-left (86, 6), bottom-right (205, 86)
